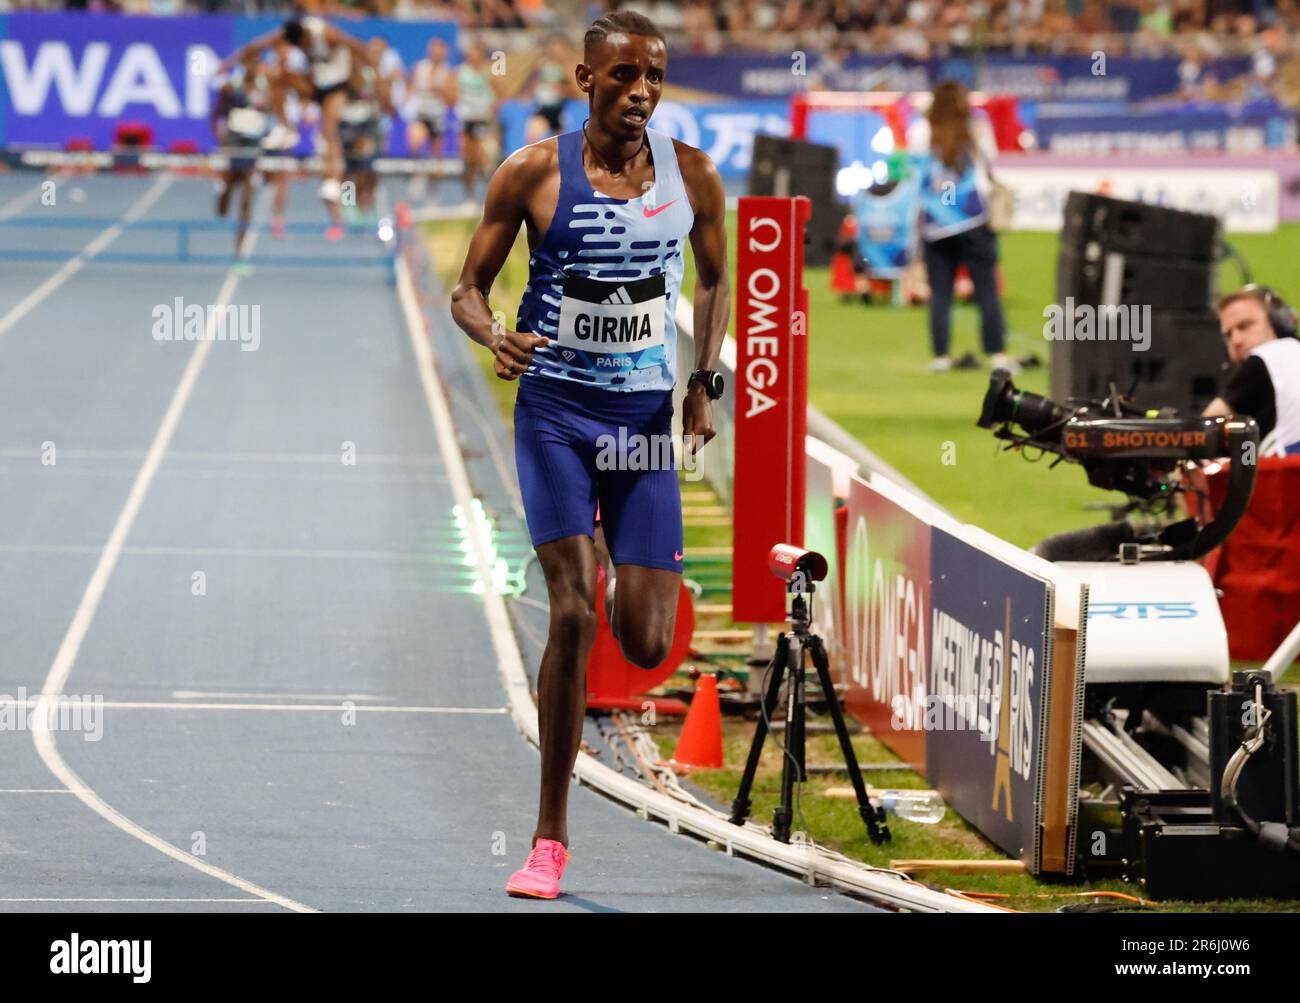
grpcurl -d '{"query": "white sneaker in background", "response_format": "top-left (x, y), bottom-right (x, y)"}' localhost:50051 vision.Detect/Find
top-left (262, 124), bottom-right (300, 151)
top-left (928, 356), bottom-right (953, 373)
top-left (991, 352), bottom-right (1022, 375)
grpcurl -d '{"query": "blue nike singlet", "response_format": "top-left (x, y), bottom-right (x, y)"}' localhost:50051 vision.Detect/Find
top-left (515, 125), bottom-right (695, 392)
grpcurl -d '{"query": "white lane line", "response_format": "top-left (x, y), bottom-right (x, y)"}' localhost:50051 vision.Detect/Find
top-left (0, 447), bottom-right (441, 465)
top-left (172, 689), bottom-right (385, 702)
top-left (30, 219), bottom-right (316, 916)
top-left (0, 898), bottom-right (276, 904)
top-left (0, 175), bottom-right (173, 341)
top-left (0, 543), bottom-right (473, 561)
top-left (0, 467), bottom-right (446, 485)
top-left (10, 699), bottom-right (506, 714)
top-left (396, 258), bottom-right (537, 737)
top-left (0, 183), bottom-right (45, 221)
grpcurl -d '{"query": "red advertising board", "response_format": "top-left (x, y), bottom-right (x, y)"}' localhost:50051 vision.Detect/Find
top-left (842, 474), bottom-right (932, 771)
top-left (732, 196), bottom-right (811, 624)
top-left (804, 450), bottom-right (843, 672)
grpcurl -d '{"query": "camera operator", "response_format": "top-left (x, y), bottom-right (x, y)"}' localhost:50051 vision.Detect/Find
top-left (1203, 286), bottom-right (1300, 457)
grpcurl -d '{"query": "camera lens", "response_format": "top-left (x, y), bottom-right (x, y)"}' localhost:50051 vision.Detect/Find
top-left (977, 370), bottom-right (1069, 444)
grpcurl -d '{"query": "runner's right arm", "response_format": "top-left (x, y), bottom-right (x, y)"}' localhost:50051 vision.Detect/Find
top-left (450, 148), bottom-right (550, 380)
top-left (323, 23), bottom-right (377, 68)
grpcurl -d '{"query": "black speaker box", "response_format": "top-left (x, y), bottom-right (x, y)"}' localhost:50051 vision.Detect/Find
top-left (1057, 246), bottom-right (1217, 313)
top-left (1061, 191), bottom-right (1221, 263)
top-left (747, 134), bottom-right (843, 267)
top-left (1049, 309), bottom-right (1226, 416)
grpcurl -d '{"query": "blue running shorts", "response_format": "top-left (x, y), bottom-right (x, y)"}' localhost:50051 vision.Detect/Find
top-left (513, 374), bottom-right (684, 573)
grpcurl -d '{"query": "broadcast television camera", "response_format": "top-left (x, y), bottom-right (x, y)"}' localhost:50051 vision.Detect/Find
top-left (977, 369), bottom-right (1259, 563)
top-left (978, 371), bottom-right (1300, 899)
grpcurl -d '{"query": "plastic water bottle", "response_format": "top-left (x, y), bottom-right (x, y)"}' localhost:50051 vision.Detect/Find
top-left (872, 789), bottom-right (946, 824)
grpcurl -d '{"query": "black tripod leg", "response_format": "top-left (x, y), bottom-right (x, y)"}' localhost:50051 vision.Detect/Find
top-left (809, 636), bottom-right (890, 844)
top-left (729, 632), bottom-right (789, 827)
top-left (773, 635), bottom-right (804, 844)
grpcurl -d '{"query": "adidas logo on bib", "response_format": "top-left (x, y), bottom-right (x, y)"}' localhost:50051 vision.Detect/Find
top-left (556, 273), bottom-right (667, 356)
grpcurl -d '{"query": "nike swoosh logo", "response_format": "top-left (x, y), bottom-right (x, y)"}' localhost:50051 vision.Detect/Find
top-left (673, 551), bottom-right (684, 561)
top-left (644, 201), bottom-right (677, 218)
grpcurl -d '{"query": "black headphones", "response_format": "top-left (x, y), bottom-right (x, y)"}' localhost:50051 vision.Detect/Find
top-left (1241, 283), bottom-right (1298, 339)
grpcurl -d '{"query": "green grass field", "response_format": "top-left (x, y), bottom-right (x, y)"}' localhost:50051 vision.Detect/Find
top-left (423, 214), bottom-right (1300, 911)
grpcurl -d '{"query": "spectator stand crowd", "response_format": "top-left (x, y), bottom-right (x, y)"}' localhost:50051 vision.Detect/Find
top-left (3, 0), bottom-right (1297, 105)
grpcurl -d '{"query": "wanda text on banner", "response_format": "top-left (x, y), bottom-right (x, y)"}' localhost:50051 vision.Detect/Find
top-left (0, 12), bottom-right (455, 150)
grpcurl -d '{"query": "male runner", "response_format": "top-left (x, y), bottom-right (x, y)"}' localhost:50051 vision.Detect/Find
top-left (211, 48), bottom-right (292, 248)
top-left (450, 11), bottom-right (729, 901)
top-left (339, 41), bottom-right (393, 227)
top-left (221, 16), bottom-right (374, 235)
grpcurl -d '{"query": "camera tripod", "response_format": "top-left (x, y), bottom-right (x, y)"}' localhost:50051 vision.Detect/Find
top-left (729, 579), bottom-right (890, 845)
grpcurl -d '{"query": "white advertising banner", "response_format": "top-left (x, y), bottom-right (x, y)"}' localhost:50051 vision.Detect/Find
top-left (996, 166), bottom-right (1280, 233)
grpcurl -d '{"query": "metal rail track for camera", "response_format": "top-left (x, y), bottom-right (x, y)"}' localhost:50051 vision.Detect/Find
top-left (979, 370), bottom-right (1300, 899)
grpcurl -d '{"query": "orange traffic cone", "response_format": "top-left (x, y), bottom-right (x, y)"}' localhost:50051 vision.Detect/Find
top-left (663, 674), bottom-right (722, 773)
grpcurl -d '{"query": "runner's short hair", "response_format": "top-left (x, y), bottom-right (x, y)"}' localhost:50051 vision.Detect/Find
top-left (584, 11), bottom-right (665, 61)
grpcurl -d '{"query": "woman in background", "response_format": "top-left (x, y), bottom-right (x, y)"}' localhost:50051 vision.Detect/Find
top-left (907, 80), bottom-right (1015, 374)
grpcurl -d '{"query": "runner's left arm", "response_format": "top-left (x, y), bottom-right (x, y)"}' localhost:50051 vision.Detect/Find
top-left (220, 29), bottom-right (282, 73)
top-left (682, 145), bottom-right (729, 452)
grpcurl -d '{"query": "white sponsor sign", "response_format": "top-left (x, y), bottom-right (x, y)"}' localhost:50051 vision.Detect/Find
top-left (996, 165), bottom-right (1279, 233)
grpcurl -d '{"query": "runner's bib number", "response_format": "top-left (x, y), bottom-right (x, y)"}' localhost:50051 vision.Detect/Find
top-left (227, 107), bottom-right (269, 138)
top-left (312, 50), bottom-right (351, 88)
top-left (341, 100), bottom-right (375, 124)
top-left (556, 273), bottom-right (666, 354)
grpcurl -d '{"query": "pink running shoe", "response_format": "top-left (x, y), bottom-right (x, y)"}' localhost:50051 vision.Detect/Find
top-left (325, 224), bottom-right (344, 242)
top-left (505, 839), bottom-right (569, 899)
top-left (271, 215), bottom-right (287, 240)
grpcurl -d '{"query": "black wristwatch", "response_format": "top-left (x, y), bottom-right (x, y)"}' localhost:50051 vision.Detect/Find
top-left (688, 370), bottom-right (725, 400)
